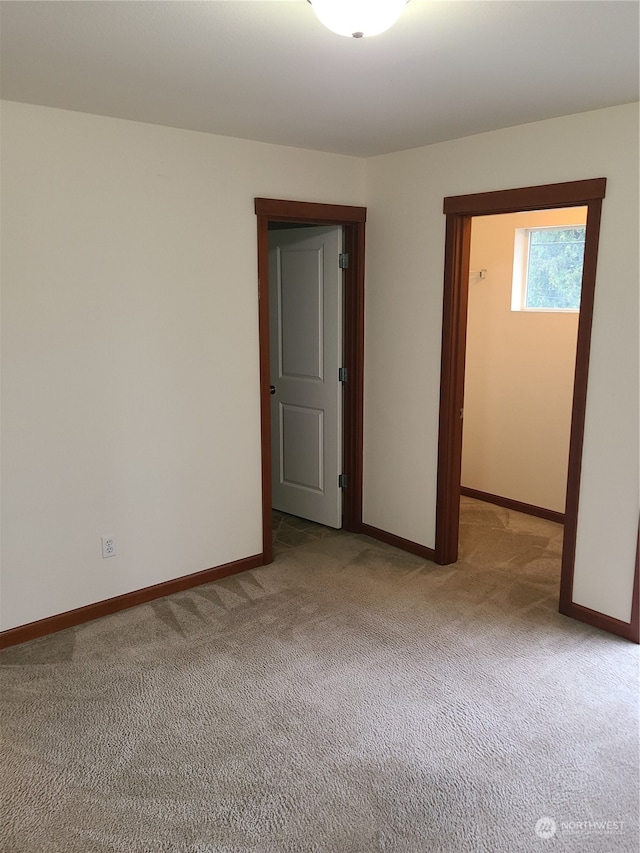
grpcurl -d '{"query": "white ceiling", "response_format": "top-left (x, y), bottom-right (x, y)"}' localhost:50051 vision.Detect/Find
top-left (1, 0), bottom-right (638, 157)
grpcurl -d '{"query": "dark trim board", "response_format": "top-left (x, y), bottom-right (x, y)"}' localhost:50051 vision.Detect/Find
top-left (443, 178), bottom-right (607, 216)
top-left (559, 195), bottom-right (604, 614)
top-left (561, 601), bottom-right (639, 644)
top-left (255, 199), bottom-right (366, 223)
top-left (630, 520), bottom-right (639, 645)
top-left (0, 554), bottom-right (263, 650)
top-left (255, 199), bottom-right (366, 563)
top-left (360, 523), bottom-right (437, 562)
top-left (460, 487), bottom-right (565, 525)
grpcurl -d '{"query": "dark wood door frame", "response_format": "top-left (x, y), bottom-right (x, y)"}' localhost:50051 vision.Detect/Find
top-left (434, 178), bottom-right (637, 641)
top-left (255, 198), bottom-right (366, 564)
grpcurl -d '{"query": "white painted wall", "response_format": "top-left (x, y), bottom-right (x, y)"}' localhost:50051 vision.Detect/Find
top-left (363, 104), bottom-right (639, 623)
top-left (2, 101), bottom-right (638, 632)
top-left (0, 101), bottom-right (365, 631)
top-left (462, 208), bottom-right (587, 513)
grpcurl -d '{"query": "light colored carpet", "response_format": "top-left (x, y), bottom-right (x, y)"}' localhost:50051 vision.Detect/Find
top-left (1, 498), bottom-right (638, 852)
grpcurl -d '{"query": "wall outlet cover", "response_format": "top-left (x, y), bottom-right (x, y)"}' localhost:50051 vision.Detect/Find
top-left (101, 536), bottom-right (116, 558)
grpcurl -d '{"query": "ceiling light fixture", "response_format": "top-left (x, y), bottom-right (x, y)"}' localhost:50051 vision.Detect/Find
top-left (309, 0), bottom-right (408, 39)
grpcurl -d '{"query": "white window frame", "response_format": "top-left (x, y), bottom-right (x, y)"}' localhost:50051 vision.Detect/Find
top-left (511, 225), bottom-right (584, 313)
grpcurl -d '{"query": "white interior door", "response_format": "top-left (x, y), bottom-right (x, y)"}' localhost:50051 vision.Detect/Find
top-left (269, 225), bottom-right (343, 528)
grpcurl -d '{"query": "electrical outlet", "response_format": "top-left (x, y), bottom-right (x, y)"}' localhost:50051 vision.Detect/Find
top-left (101, 536), bottom-right (116, 558)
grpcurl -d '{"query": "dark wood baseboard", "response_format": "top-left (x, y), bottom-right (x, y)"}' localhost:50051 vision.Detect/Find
top-left (559, 600), bottom-right (638, 644)
top-left (460, 487), bottom-right (565, 525)
top-left (631, 522), bottom-right (639, 644)
top-left (360, 523), bottom-right (436, 562)
top-left (0, 553), bottom-right (264, 650)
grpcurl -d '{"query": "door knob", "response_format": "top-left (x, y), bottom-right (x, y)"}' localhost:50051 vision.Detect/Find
top-left (270, 385), bottom-right (276, 395)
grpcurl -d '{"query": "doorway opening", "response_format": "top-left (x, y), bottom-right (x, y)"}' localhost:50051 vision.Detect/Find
top-left (458, 206), bottom-right (587, 592)
top-left (255, 199), bottom-right (366, 565)
top-left (435, 178), bottom-right (611, 632)
top-left (462, 207), bottom-right (586, 513)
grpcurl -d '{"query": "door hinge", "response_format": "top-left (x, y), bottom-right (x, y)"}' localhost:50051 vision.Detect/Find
top-left (338, 473), bottom-right (347, 488)
top-left (338, 367), bottom-right (348, 382)
top-left (338, 253), bottom-right (349, 269)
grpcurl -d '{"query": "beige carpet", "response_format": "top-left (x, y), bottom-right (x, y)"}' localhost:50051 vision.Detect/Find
top-left (1, 498), bottom-right (638, 852)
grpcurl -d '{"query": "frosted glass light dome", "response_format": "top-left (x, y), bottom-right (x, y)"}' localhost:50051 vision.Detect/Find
top-left (310, 0), bottom-right (407, 38)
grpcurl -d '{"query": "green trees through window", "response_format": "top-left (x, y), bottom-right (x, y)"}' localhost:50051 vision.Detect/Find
top-left (525, 227), bottom-right (585, 310)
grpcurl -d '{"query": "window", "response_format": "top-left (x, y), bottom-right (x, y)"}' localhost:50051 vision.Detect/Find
top-left (512, 226), bottom-right (586, 311)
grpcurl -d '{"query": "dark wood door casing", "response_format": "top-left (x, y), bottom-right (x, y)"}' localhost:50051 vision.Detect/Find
top-left (435, 179), bottom-right (636, 641)
top-left (255, 199), bottom-right (366, 564)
